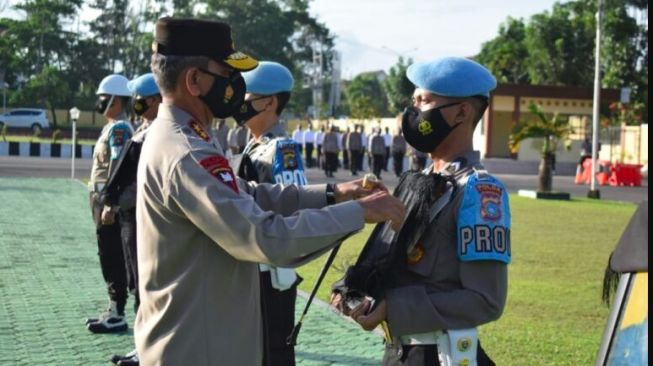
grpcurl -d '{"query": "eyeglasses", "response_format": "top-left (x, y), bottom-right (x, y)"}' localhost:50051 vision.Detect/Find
top-left (198, 67), bottom-right (241, 81)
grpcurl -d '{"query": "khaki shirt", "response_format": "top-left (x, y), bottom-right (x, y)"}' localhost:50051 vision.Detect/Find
top-left (385, 151), bottom-right (509, 336)
top-left (135, 104), bottom-right (364, 366)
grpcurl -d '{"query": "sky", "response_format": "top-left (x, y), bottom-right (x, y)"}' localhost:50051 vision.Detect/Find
top-left (309, 0), bottom-right (562, 78)
top-left (1, 0), bottom-right (564, 78)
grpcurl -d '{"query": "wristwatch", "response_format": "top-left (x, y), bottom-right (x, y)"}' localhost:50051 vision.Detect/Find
top-left (325, 183), bottom-right (336, 205)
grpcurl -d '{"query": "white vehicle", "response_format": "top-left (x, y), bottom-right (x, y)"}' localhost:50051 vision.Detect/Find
top-left (0, 108), bottom-right (50, 133)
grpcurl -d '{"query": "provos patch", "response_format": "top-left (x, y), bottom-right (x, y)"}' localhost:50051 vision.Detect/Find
top-left (457, 172), bottom-right (511, 264)
top-left (200, 155), bottom-right (239, 193)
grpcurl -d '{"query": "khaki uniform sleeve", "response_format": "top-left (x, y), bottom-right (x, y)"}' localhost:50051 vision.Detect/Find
top-left (168, 152), bottom-right (364, 267)
top-left (385, 261), bottom-right (507, 335)
top-left (238, 178), bottom-right (328, 216)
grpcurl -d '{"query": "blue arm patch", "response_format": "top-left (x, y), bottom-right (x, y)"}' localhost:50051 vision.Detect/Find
top-left (457, 172), bottom-right (511, 264)
top-left (272, 139), bottom-right (307, 185)
top-left (108, 122), bottom-right (133, 160)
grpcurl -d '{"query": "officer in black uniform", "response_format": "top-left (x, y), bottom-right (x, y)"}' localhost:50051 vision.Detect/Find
top-left (101, 73), bottom-right (161, 366)
top-left (233, 61), bottom-right (306, 366)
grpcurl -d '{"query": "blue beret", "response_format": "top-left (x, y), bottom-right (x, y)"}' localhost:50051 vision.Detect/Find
top-left (127, 73), bottom-right (160, 97)
top-left (406, 57), bottom-right (497, 98)
top-left (243, 61), bottom-right (294, 95)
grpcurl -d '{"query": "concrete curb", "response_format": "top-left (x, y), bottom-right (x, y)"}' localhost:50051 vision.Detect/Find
top-left (0, 141), bottom-right (93, 158)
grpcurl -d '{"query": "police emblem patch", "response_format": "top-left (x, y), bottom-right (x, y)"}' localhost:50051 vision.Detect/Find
top-left (113, 129), bottom-right (125, 145)
top-left (188, 120), bottom-right (211, 142)
top-left (282, 146), bottom-right (298, 170)
top-left (477, 183), bottom-right (503, 222)
top-left (457, 337), bottom-right (472, 352)
top-left (224, 85), bottom-right (234, 103)
top-left (200, 155), bottom-right (239, 193)
top-left (418, 119), bottom-right (433, 135)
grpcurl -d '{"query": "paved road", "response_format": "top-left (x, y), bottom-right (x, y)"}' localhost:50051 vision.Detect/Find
top-left (0, 156), bottom-right (647, 203)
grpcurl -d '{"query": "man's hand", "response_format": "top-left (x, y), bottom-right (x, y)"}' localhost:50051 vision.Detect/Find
top-left (330, 292), bottom-right (352, 316)
top-left (357, 191), bottom-right (406, 231)
top-left (101, 206), bottom-right (116, 225)
top-left (334, 177), bottom-right (389, 203)
top-left (351, 298), bottom-right (387, 331)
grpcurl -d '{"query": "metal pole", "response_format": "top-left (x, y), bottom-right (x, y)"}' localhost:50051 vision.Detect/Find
top-left (588, 0), bottom-right (603, 199)
top-left (71, 119), bottom-right (76, 180)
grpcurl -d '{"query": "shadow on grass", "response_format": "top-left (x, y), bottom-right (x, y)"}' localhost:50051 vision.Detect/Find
top-left (296, 351), bottom-right (380, 365)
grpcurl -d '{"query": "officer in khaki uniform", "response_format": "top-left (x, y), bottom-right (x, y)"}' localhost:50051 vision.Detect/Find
top-left (334, 57), bottom-right (510, 366)
top-left (233, 61), bottom-right (307, 366)
top-left (136, 17), bottom-right (406, 366)
top-left (86, 74), bottom-right (134, 334)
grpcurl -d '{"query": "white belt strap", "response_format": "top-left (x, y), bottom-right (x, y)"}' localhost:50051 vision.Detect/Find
top-left (398, 328), bottom-right (478, 366)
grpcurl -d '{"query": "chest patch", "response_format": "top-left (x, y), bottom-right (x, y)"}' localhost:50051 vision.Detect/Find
top-left (457, 173), bottom-right (511, 264)
top-left (200, 155), bottom-right (239, 193)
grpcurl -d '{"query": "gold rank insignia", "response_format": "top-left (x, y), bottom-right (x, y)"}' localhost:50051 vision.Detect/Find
top-left (418, 119), bottom-right (433, 135)
top-left (188, 120), bottom-right (211, 142)
top-left (407, 243), bottom-right (425, 265)
top-left (457, 336), bottom-right (472, 352)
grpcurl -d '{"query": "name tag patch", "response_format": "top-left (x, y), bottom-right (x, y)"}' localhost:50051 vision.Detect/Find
top-left (200, 155), bottom-right (239, 193)
top-left (457, 173), bottom-right (511, 264)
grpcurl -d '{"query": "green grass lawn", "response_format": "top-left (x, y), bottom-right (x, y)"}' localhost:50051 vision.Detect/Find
top-left (296, 196), bottom-right (637, 365)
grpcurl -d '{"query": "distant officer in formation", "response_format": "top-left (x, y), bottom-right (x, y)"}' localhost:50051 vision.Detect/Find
top-left (391, 126), bottom-right (407, 177)
top-left (369, 127), bottom-right (386, 179)
top-left (212, 118), bottom-right (230, 151)
top-left (315, 125), bottom-right (325, 168)
top-left (135, 17), bottom-right (405, 365)
top-left (333, 57), bottom-right (510, 366)
top-left (347, 125), bottom-right (363, 176)
top-left (101, 73), bottom-right (161, 366)
top-left (322, 125), bottom-right (340, 177)
top-left (383, 126), bottom-right (392, 171)
top-left (303, 123), bottom-right (315, 168)
top-left (86, 74), bottom-right (134, 334)
top-left (234, 60), bottom-right (306, 366)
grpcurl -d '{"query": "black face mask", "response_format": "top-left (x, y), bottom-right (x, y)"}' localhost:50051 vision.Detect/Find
top-left (198, 68), bottom-right (246, 119)
top-left (401, 102), bottom-right (462, 153)
top-left (232, 96), bottom-right (269, 126)
top-left (95, 95), bottom-right (114, 115)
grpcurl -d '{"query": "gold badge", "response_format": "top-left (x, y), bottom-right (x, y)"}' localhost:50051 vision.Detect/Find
top-left (407, 243), bottom-right (425, 265)
top-left (417, 119), bottom-right (432, 135)
top-left (460, 359), bottom-right (470, 366)
top-left (457, 337), bottom-right (472, 352)
top-left (151, 41), bottom-right (158, 53)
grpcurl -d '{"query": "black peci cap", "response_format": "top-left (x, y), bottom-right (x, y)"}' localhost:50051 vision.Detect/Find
top-left (153, 17), bottom-right (258, 71)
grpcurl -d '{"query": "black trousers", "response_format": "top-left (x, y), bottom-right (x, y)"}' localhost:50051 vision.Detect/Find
top-left (324, 152), bottom-right (338, 175)
top-left (384, 147), bottom-right (390, 170)
top-left (343, 150), bottom-right (350, 170)
top-left (316, 145), bottom-right (322, 168)
top-left (382, 342), bottom-right (495, 366)
top-left (90, 193), bottom-right (127, 315)
top-left (304, 143), bottom-right (314, 168)
top-left (372, 153), bottom-right (384, 179)
top-left (349, 149), bottom-right (362, 174)
top-left (260, 271), bottom-right (297, 366)
top-left (393, 152), bottom-right (405, 177)
top-left (119, 209), bottom-right (139, 313)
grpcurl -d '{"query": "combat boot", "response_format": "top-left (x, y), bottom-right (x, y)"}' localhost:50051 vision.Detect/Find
top-left (86, 301), bottom-right (127, 333)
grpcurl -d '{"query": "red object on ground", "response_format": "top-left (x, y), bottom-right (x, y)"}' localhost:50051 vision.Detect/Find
top-left (609, 163), bottom-right (643, 187)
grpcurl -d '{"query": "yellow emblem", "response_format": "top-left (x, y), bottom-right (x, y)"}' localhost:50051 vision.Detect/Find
top-left (457, 337), bottom-right (472, 352)
top-left (151, 41), bottom-right (158, 53)
top-left (460, 359), bottom-right (470, 366)
top-left (407, 243), bottom-right (425, 265)
top-left (418, 119), bottom-right (432, 135)
top-left (224, 85), bottom-right (234, 102)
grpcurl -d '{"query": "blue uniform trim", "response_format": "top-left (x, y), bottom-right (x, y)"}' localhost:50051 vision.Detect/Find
top-left (109, 122), bottom-right (133, 160)
top-left (457, 171), bottom-right (511, 264)
top-left (272, 139), bottom-right (307, 185)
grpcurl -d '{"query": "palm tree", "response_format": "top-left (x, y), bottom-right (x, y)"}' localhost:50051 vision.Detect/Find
top-left (509, 103), bottom-right (573, 192)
